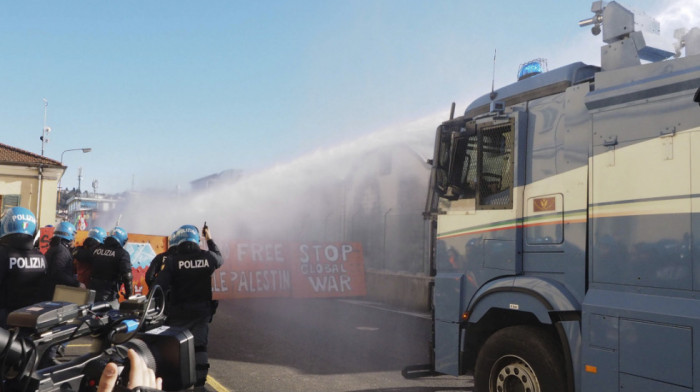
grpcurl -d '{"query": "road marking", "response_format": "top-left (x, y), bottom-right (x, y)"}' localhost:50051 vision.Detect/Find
top-left (207, 375), bottom-right (232, 392)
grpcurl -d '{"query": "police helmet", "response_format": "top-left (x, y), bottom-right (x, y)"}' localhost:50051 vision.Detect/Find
top-left (54, 221), bottom-right (77, 241)
top-left (88, 226), bottom-right (107, 243)
top-left (0, 207), bottom-right (38, 239)
top-left (177, 224), bottom-right (200, 245)
top-left (168, 229), bottom-right (183, 249)
top-left (109, 226), bottom-right (128, 246)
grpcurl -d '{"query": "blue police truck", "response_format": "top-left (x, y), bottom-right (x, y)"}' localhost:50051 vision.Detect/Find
top-left (425, 2), bottom-right (700, 391)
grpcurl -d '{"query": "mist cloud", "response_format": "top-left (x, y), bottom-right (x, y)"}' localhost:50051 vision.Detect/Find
top-left (104, 113), bottom-right (442, 253)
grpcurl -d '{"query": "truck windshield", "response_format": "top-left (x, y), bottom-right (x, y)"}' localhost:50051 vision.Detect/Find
top-left (432, 118), bottom-right (514, 209)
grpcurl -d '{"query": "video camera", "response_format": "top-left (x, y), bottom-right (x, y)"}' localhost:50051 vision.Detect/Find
top-left (0, 285), bottom-right (195, 392)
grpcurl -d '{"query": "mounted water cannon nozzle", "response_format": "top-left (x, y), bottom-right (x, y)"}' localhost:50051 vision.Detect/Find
top-left (580, 1), bottom-right (675, 71)
top-left (578, 0), bottom-right (604, 36)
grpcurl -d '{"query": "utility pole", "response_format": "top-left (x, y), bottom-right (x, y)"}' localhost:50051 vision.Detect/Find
top-left (37, 98), bottom-right (49, 227)
top-left (40, 98), bottom-right (51, 156)
top-left (78, 167), bottom-right (83, 193)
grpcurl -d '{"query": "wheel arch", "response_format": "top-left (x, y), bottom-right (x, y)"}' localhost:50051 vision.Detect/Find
top-left (466, 276), bottom-right (580, 325)
top-left (460, 276), bottom-right (580, 391)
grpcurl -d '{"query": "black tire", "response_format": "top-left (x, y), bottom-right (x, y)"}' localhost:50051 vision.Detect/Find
top-left (474, 325), bottom-right (566, 392)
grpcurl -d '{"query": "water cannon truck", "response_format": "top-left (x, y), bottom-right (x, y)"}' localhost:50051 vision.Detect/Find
top-left (424, 1), bottom-right (700, 391)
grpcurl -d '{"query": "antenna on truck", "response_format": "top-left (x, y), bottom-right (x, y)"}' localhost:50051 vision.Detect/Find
top-left (490, 49), bottom-right (497, 100)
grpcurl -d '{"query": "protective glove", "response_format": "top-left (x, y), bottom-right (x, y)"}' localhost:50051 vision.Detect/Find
top-left (122, 285), bottom-right (133, 299)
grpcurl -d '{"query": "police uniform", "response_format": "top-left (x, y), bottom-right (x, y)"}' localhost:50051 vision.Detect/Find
top-left (73, 237), bottom-right (98, 287)
top-left (88, 237), bottom-right (133, 303)
top-left (46, 236), bottom-right (80, 296)
top-left (146, 229), bottom-right (182, 290)
top-left (0, 234), bottom-right (50, 328)
top-left (145, 247), bottom-right (174, 290)
top-left (74, 227), bottom-right (107, 287)
top-left (155, 233), bottom-right (223, 388)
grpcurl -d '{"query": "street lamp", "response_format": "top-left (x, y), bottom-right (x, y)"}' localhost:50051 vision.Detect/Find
top-left (59, 148), bottom-right (92, 192)
top-left (61, 148), bottom-right (92, 164)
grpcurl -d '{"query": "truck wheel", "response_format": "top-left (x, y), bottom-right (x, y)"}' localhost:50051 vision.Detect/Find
top-left (474, 325), bottom-right (566, 392)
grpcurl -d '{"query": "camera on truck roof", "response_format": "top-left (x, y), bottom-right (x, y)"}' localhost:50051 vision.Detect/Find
top-left (0, 285), bottom-right (195, 392)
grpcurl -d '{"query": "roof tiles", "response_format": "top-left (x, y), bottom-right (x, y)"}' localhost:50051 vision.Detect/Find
top-left (0, 142), bottom-right (63, 167)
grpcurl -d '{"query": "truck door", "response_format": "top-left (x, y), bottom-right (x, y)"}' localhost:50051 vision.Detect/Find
top-left (431, 111), bottom-right (526, 375)
top-left (472, 115), bottom-right (522, 274)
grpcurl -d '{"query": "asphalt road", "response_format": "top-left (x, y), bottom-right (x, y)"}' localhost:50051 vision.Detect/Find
top-left (206, 297), bottom-right (473, 392)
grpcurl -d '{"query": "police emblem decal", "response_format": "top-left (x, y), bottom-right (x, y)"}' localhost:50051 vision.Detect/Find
top-left (533, 197), bottom-right (556, 212)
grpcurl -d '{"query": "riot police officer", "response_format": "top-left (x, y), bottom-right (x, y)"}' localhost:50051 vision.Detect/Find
top-left (145, 228), bottom-right (182, 290)
top-left (0, 207), bottom-right (49, 328)
top-left (154, 223), bottom-right (222, 389)
top-left (73, 226), bottom-right (106, 286)
top-left (88, 226), bottom-right (133, 306)
top-left (45, 221), bottom-right (82, 297)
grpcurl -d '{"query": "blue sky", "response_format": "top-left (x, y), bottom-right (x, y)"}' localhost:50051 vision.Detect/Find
top-left (1, 0), bottom-right (693, 194)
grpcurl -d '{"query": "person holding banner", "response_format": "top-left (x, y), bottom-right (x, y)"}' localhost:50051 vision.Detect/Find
top-left (154, 223), bottom-right (222, 390)
top-left (0, 207), bottom-right (50, 328)
top-left (87, 226), bottom-right (133, 306)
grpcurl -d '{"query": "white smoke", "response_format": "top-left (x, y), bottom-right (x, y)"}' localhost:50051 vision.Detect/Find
top-left (656, 0), bottom-right (700, 36)
top-left (105, 112), bottom-right (442, 243)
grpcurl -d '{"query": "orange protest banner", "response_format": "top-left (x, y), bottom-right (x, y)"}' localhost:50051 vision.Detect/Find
top-left (37, 226), bottom-right (54, 254)
top-left (124, 233), bottom-right (168, 297)
top-left (212, 241), bottom-right (366, 299)
top-left (213, 241), bottom-right (292, 299)
top-left (39, 227), bottom-right (366, 301)
top-left (289, 242), bottom-right (366, 298)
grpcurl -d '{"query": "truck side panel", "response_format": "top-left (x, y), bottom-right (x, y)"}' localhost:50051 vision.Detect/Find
top-left (582, 289), bottom-right (698, 391)
top-left (583, 55), bottom-right (700, 390)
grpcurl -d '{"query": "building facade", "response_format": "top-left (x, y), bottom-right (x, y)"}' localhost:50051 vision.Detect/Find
top-left (0, 142), bottom-right (65, 227)
top-left (66, 193), bottom-right (120, 230)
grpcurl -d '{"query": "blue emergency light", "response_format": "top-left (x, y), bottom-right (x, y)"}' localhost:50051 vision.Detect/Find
top-left (517, 59), bottom-right (547, 80)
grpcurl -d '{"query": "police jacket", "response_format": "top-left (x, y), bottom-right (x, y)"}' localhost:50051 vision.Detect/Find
top-left (88, 237), bottom-right (133, 301)
top-left (155, 239), bottom-right (223, 318)
top-left (145, 247), bottom-right (176, 290)
top-left (73, 237), bottom-right (98, 286)
top-left (45, 237), bottom-right (80, 296)
top-left (0, 234), bottom-right (50, 315)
